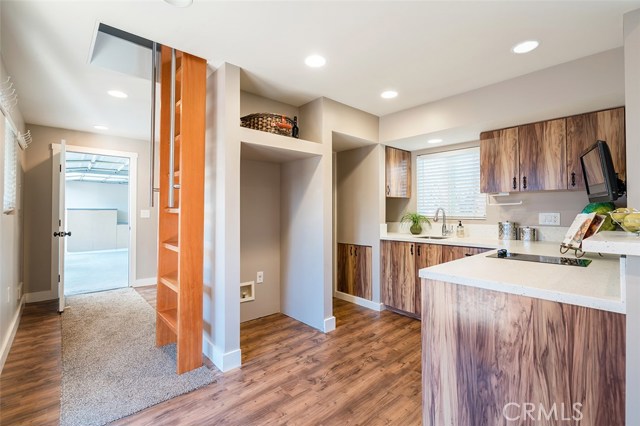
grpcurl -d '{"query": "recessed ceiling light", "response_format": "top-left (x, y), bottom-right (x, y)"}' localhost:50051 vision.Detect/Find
top-left (93, 125), bottom-right (109, 130)
top-left (305, 54), bottom-right (326, 68)
top-left (163, 0), bottom-right (193, 7)
top-left (381, 90), bottom-right (398, 99)
top-left (107, 90), bottom-right (128, 99)
top-left (427, 138), bottom-right (443, 144)
top-left (511, 40), bottom-right (539, 54)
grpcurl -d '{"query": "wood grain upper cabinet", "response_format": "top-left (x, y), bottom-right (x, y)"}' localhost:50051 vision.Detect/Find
top-left (518, 119), bottom-right (567, 191)
top-left (385, 146), bottom-right (411, 198)
top-left (480, 127), bottom-right (519, 193)
top-left (566, 107), bottom-right (625, 190)
top-left (337, 243), bottom-right (372, 300)
top-left (381, 241), bottom-right (415, 313)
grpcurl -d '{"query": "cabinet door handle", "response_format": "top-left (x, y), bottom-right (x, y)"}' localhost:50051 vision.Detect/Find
top-left (386, 185), bottom-right (390, 195)
top-left (410, 244), bottom-right (414, 255)
top-left (571, 172), bottom-right (576, 187)
top-left (522, 176), bottom-right (527, 189)
top-left (465, 253), bottom-right (472, 257)
top-left (417, 245), bottom-right (421, 256)
top-left (512, 177), bottom-right (517, 190)
top-left (354, 247), bottom-right (358, 256)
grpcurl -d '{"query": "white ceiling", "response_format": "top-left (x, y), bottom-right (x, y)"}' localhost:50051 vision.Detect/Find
top-left (2, 0), bottom-right (640, 145)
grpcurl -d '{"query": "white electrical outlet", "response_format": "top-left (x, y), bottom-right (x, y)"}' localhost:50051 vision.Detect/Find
top-left (539, 212), bottom-right (561, 226)
top-left (257, 271), bottom-right (264, 284)
top-left (140, 209), bottom-right (151, 219)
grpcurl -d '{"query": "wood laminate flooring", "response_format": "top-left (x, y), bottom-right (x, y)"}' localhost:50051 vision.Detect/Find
top-left (1, 286), bottom-right (421, 425)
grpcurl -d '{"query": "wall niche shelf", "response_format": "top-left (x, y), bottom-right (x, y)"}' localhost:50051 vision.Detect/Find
top-left (240, 281), bottom-right (255, 303)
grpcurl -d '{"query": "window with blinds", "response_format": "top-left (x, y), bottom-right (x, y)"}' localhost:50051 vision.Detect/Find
top-left (416, 147), bottom-right (486, 219)
top-left (3, 118), bottom-right (17, 214)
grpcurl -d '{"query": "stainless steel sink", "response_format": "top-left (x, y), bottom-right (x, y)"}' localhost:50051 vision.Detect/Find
top-left (416, 235), bottom-right (450, 240)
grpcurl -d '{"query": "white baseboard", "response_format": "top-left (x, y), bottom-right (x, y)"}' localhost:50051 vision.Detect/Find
top-left (323, 315), bottom-right (336, 333)
top-left (0, 295), bottom-right (25, 374)
top-left (203, 333), bottom-right (241, 372)
top-left (132, 277), bottom-right (157, 287)
top-left (334, 291), bottom-right (385, 312)
top-left (25, 290), bottom-right (55, 303)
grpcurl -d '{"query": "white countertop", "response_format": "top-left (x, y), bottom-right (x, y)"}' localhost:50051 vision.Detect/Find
top-left (582, 230), bottom-right (640, 256)
top-left (416, 241), bottom-right (623, 314)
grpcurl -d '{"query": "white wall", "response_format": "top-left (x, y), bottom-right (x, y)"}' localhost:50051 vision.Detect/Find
top-left (624, 9), bottom-right (640, 425)
top-left (240, 159), bottom-right (280, 322)
top-left (66, 181), bottom-right (129, 224)
top-left (0, 54), bottom-right (25, 372)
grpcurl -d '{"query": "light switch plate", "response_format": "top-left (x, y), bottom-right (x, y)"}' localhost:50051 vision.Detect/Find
top-left (140, 209), bottom-right (151, 219)
top-left (257, 271), bottom-right (264, 284)
top-left (539, 212), bottom-right (561, 226)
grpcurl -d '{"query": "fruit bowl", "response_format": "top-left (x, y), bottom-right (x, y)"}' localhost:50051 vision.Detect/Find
top-left (609, 210), bottom-right (640, 235)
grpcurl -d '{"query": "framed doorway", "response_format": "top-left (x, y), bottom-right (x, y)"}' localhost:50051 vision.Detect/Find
top-left (51, 142), bottom-right (138, 311)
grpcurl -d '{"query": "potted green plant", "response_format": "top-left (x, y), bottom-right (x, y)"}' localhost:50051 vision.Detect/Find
top-left (401, 212), bottom-right (431, 235)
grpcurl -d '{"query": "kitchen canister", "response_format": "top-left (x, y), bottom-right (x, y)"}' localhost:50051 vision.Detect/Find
top-left (519, 226), bottom-right (537, 241)
top-left (498, 221), bottom-right (519, 240)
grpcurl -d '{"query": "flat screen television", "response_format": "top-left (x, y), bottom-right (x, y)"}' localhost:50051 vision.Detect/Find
top-left (579, 140), bottom-right (624, 202)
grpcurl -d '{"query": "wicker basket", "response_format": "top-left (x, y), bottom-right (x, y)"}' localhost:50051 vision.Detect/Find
top-left (240, 113), bottom-right (294, 137)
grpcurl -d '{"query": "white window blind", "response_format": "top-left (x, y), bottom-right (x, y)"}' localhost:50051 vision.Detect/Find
top-left (3, 118), bottom-right (17, 214)
top-left (416, 147), bottom-right (486, 219)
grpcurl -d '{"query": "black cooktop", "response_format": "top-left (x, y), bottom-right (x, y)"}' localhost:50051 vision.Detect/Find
top-left (487, 251), bottom-right (592, 267)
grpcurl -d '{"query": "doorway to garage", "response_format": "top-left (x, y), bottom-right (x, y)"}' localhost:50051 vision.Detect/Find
top-left (64, 151), bottom-right (130, 295)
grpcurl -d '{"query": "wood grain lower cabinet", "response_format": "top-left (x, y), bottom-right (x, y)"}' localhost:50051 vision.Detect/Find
top-left (337, 243), bottom-right (372, 300)
top-left (381, 241), bottom-right (416, 313)
top-left (423, 279), bottom-right (625, 426)
top-left (441, 245), bottom-right (490, 263)
top-left (414, 244), bottom-right (441, 317)
top-left (382, 241), bottom-right (490, 318)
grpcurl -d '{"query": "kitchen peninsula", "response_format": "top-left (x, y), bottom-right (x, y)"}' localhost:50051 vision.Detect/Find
top-left (417, 236), bottom-right (625, 425)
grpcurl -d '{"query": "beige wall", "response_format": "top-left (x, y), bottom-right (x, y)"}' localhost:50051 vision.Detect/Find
top-left (240, 91), bottom-right (300, 122)
top-left (386, 141), bottom-right (590, 227)
top-left (240, 159), bottom-right (281, 322)
top-left (1, 53), bottom-right (26, 371)
top-left (23, 124), bottom-right (157, 294)
top-left (380, 48), bottom-right (624, 147)
top-left (0, 112), bottom-right (25, 371)
top-left (335, 144), bottom-right (384, 302)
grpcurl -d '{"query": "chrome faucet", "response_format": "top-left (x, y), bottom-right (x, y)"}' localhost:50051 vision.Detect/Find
top-left (433, 208), bottom-right (452, 236)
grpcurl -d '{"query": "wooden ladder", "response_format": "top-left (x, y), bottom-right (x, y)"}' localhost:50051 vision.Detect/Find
top-left (156, 45), bottom-right (206, 374)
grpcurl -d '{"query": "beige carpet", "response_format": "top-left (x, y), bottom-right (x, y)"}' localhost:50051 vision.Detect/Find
top-left (60, 288), bottom-right (215, 426)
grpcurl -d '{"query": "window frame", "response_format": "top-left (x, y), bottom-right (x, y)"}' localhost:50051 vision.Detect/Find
top-left (3, 118), bottom-right (18, 215)
top-left (415, 146), bottom-right (487, 220)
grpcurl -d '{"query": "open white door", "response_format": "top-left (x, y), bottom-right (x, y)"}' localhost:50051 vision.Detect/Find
top-left (52, 140), bottom-right (67, 312)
